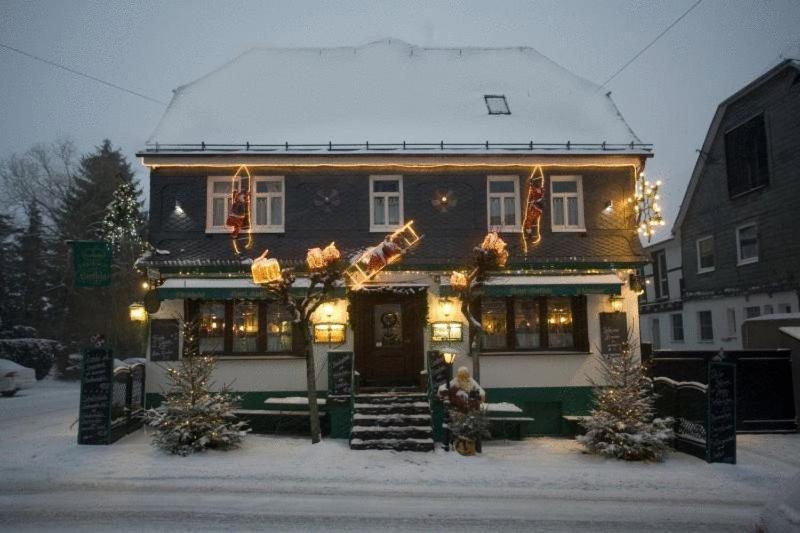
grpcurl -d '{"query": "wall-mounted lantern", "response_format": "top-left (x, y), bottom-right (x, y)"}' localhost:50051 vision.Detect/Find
top-left (129, 302), bottom-right (147, 322)
top-left (609, 295), bottom-right (625, 313)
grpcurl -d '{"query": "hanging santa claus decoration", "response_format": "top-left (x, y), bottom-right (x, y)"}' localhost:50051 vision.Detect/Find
top-left (521, 166), bottom-right (546, 253)
top-left (226, 189), bottom-right (250, 239)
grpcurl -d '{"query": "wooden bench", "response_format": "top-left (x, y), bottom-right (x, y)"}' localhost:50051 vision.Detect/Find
top-left (487, 416), bottom-right (535, 440)
top-left (233, 408), bottom-right (329, 434)
top-left (562, 415), bottom-right (588, 435)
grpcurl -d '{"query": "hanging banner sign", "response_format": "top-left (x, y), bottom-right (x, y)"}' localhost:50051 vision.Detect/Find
top-left (71, 240), bottom-right (112, 288)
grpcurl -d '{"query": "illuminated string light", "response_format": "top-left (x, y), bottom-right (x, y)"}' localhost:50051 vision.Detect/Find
top-left (521, 165), bottom-right (545, 255)
top-left (628, 171), bottom-right (665, 242)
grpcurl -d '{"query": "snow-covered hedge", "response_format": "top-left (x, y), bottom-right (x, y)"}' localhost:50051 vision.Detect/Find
top-left (0, 338), bottom-right (63, 380)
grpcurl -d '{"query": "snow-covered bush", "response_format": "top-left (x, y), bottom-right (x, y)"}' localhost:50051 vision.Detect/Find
top-left (145, 349), bottom-right (248, 456)
top-left (0, 338), bottom-right (62, 379)
top-left (449, 409), bottom-right (491, 442)
top-left (578, 345), bottom-right (673, 462)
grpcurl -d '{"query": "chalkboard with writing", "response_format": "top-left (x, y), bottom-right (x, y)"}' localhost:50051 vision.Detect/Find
top-left (150, 319), bottom-right (180, 362)
top-left (599, 312), bottom-right (627, 356)
top-left (707, 362), bottom-right (736, 464)
top-left (328, 351), bottom-right (354, 397)
top-left (78, 348), bottom-right (113, 445)
top-left (427, 350), bottom-right (449, 391)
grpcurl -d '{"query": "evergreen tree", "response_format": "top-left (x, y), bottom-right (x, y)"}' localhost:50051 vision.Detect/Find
top-left (100, 181), bottom-right (146, 253)
top-left (53, 140), bottom-right (144, 354)
top-left (15, 197), bottom-right (50, 330)
top-left (578, 343), bottom-right (673, 461)
top-left (145, 323), bottom-right (248, 456)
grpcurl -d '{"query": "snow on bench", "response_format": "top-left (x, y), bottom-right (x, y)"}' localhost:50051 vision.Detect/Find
top-left (483, 402), bottom-right (524, 414)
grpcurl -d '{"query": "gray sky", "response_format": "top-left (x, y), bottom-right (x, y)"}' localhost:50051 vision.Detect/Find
top-left (1, 0), bottom-right (798, 241)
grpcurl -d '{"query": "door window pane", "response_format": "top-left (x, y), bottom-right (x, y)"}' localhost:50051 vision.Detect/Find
top-left (267, 304), bottom-right (293, 352)
top-left (374, 304), bottom-right (402, 347)
top-left (232, 301), bottom-right (258, 353)
top-left (481, 298), bottom-right (507, 349)
top-left (198, 302), bottom-right (225, 353)
top-left (547, 297), bottom-right (573, 348)
top-left (514, 298), bottom-right (540, 349)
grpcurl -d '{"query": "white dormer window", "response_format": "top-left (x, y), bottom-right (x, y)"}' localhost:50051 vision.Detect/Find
top-left (486, 175), bottom-right (520, 232)
top-left (370, 175), bottom-right (403, 232)
top-left (550, 175), bottom-right (585, 232)
top-left (206, 177), bottom-right (233, 233)
top-left (252, 176), bottom-right (285, 232)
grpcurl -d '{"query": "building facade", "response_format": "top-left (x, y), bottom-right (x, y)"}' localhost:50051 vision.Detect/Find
top-left (137, 39), bottom-right (651, 437)
top-left (640, 58), bottom-right (800, 350)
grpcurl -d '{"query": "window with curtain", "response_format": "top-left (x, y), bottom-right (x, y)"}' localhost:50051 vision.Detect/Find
top-left (370, 175), bottom-right (403, 231)
top-left (550, 176), bottom-right (584, 231)
top-left (197, 302), bottom-right (226, 353)
top-left (252, 177), bottom-right (285, 231)
top-left (486, 176), bottom-right (519, 231)
top-left (478, 296), bottom-right (587, 351)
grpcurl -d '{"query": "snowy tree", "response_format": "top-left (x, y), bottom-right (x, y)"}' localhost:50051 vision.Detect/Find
top-left (578, 342), bottom-right (673, 461)
top-left (145, 323), bottom-right (248, 456)
top-left (100, 181), bottom-right (146, 253)
top-left (0, 213), bottom-right (19, 328)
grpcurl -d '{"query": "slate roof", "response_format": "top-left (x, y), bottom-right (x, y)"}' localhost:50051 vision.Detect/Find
top-left (147, 39), bottom-right (644, 153)
top-left (139, 229), bottom-right (647, 270)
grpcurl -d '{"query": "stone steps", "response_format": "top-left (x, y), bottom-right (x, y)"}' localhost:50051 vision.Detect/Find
top-left (350, 392), bottom-right (434, 452)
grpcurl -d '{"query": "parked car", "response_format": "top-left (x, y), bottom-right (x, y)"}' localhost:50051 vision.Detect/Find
top-left (0, 358), bottom-right (37, 397)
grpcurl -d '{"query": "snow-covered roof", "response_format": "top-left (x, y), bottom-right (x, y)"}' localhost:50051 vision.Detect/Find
top-left (147, 39), bottom-right (645, 154)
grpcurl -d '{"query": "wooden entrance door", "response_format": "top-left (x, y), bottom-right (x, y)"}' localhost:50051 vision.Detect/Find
top-left (352, 291), bottom-right (425, 387)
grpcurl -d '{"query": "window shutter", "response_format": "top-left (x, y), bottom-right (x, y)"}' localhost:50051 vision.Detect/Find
top-left (572, 296), bottom-right (589, 352)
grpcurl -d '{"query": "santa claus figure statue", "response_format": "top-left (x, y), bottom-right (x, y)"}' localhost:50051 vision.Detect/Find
top-left (447, 366), bottom-right (486, 413)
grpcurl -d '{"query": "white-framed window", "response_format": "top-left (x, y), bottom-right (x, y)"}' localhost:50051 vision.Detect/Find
top-left (736, 222), bottom-right (758, 265)
top-left (206, 176), bottom-right (234, 233)
top-left (696, 236), bottom-right (715, 273)
top-left (252, 176), bottom-right (285, 232)
top-left (550, 175), bottom-right (585, 231)
top-left (486, 175), bottom-right (520, 232)
top-left (725, 308), bottom-right (737, 338)
top-left (369, 175), bottom-right (403, 232)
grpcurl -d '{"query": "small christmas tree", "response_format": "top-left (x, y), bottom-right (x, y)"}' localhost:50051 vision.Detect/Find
top-left (578, 342), bottom-right (673, 461)
top-left (100, 180), bottom-right (146, 252)
top-left (145, 323), bottom-right (248, 456)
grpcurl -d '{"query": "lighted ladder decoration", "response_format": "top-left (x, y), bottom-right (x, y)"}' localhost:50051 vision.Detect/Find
top-left (344, 221), bottom-right (422, 290)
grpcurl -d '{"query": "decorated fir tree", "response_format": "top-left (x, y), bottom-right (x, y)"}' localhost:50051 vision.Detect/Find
top-left (100, 180), bottom-right (146, 252)
top-left (146, 324), bottom-right (248, 456)
top-left (578, 343), bottom-right (673, 461)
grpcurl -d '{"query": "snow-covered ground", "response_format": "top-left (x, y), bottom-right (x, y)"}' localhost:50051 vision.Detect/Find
top-left (1, 379), bottom-right (799, 532)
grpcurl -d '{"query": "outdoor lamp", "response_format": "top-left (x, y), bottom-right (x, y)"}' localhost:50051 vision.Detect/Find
top-left (129, 302), bottom-right (147, 322)
top-left (609, 295), bottom-right (625, 313)
top-left (442, 351), bottom-right (457, 365)
top-left (440, 299), bottom-right (454, 318)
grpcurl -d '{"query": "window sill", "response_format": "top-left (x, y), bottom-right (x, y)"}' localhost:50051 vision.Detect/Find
top-left (737, 258), bottom-right (758, 267)
top-left (205, 227), bottom-right (285, 234)
top-left (488, 226), bottom-right (522, 233)
top-left (551, 227), bottom-right (587, 233)
top-left (697, 268), bottom-right (715, 275)
top-left (729, 184), bottom-right (767, 200)
top-left (697, 340), bottom-right (714, 344)
top-left (369, 225), bottom-right (403, 233)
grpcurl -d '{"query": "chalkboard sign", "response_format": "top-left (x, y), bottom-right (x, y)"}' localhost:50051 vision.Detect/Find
top-left (71, 241), bottom-right (112, 288)
top-left (427, 350), bottom-right (449, 391)
top-left (599, 312), bottom-right (627, 356)
top-left (150, 319), bottom-right (180, 361)
top-left (328, 351), bottom-right (354, 397)
top-left (707, 362), bottom-right (736, 464)
top-left (78, 348), bottom-right (113, 445)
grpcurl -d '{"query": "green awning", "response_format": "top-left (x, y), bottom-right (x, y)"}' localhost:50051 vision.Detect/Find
top-left (156, 278), bottom-right (346, 301)
top-left (441, 274), bottom-right (623, 297)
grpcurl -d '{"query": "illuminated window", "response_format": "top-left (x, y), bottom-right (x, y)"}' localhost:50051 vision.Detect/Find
top-left (479, 296), bottom-right (585, 351)
top-left (370, 175), bottom-right (403, 231)
top-left (266, 303), bottom-right (293, 352)
top-left (252, 177), bottom-right (285, 232)
top-left (197, 302), bottom-right (226, 353)
top-left (232, 301), bottom-right (258, 353)
top-left (484, 95), bottom-right (510, 115)
top-left (487, 176), bottom-right (520, 232)
top-left (550, 176), bottom-right (584, 231)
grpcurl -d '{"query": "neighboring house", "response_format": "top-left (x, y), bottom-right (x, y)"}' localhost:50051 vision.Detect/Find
top-left (137, 39), bottom-right (651, 437)
top-left (640, 57), bottom-right (800, 351)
